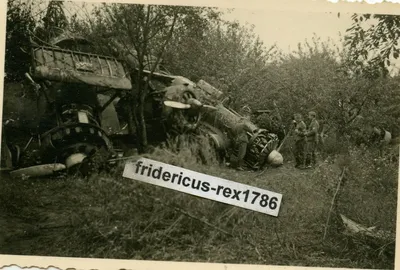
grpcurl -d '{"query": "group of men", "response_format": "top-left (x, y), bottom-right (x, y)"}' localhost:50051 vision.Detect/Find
top-left (292, 111), bottom-right (320, 169)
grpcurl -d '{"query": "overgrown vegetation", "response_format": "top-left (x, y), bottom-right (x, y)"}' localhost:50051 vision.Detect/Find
top-left (1, 1), bottom-right (399, 269)
top-left (0, 140), bottom-right (397, 268)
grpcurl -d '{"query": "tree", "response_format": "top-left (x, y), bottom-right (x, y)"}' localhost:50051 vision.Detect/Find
top-left (345, 13), bottom-right (400, 79)
top-left (33, 0), bottom-right (69, 43)
top-left (5, 0), bottom-right (36, 82)
top-left (226, 35), bottom-right (386, 144)
top-left (162, 17), bottom-right (276, 109)
top-left (79, 3), bottom-right (219, 153)
top-left (344, 13), bottom-right (400, 139)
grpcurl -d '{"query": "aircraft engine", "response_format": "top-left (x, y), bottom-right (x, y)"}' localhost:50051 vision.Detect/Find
top-left (162, 84), bottom-right (202, 134)
top-left (200, 104), bottom-right (281, 170)
top-left (15, 36), bottom-right (132, 175)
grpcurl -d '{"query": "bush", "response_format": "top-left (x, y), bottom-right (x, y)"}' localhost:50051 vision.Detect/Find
top-left (337, 146), bottom-right (398, 232)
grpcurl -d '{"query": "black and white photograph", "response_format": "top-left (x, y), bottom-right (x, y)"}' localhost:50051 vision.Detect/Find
top-left (0, 0), bottom-right (399, 269)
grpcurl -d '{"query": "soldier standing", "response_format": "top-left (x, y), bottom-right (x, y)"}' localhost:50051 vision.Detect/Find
top-left (372, 126), bottom-right (392, 157)
top-left (234, 106), bottom-right (252, 170)
top-left (233, 118), bottom-right (250, 170)
top-left (305, 111), bottom-right (320, 168)
top-left (293, 113), bottom-right (307, 169)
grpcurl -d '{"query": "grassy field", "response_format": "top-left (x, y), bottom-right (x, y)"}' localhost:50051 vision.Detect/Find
top-left (0, 141), bottom-right (398, 269)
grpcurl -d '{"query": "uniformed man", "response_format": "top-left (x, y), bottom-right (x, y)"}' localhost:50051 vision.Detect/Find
top-left (293, 113), bottom-right (307, 169)
top-left (372, 126), bottom-right (392, 157)
top-left (230, 105), bottom-right (252, 170)
top-left (304, 111), bottom-right (320, 168)
top-left (233, 118), bottom-right (250, 170)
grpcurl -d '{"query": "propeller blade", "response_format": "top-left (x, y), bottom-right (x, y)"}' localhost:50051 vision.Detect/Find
top-left (163, 100), bottom-right (191, 109)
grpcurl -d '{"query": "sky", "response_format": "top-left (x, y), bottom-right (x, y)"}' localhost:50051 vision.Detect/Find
top-left (222, 8), bottom-right (353, 53)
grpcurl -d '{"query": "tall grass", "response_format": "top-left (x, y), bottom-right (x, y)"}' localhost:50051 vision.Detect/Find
top-left (1, 134), bottom-right (396, 268)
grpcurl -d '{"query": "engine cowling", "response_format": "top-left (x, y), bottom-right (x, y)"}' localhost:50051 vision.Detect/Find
top-left (27, 80), bottom-right (115, 175)
top-left (199, 103), bottom-right (282, 170)
top-left (162, 84), bottom-right (201, 134)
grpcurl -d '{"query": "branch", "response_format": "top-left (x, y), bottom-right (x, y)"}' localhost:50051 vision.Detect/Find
top-left (340, 214), bottom-right (395, 255)
top-left (323, 167), bottom-right (346, 240)
top-left (148, 11), bottom-right (165, 30)
top-left (142, 25), bottom-right (166, 45)
top-left (148, 12), bottom-right (178, 77)
top-left (27, 29), bottom-right (55, 47)
top-left (72, 1), bottom-right (97, 34)
top-left (140, 4), bottom-right (151, 51)
top-left (345, 83), bottom-right (375, 125)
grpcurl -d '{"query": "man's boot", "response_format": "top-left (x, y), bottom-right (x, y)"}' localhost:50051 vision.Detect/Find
top-left (236, 159), bottom-right (246, 171)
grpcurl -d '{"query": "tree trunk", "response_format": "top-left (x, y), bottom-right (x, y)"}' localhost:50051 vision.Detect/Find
top-left (126, 97), bottom-right (136, 136)
top-left (133, 106), bottom-right (144, 153)
top-left (138, 75), bottom-right (149, 153)
top-left (133, 70), bottom-right (148, 154)
top-left (125, 70), bottom-right (139, 151)
top-left (138, 100), bottom-right (148, 153)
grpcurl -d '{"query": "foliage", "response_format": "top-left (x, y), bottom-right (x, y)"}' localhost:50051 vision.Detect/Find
top-left (5, 0), bottom-right (36, 82)
top-left (163, 17), bottom-right (400, 141)
top-left (163, 18), bottom-right (277, 107)
top-left (5, 2), bottom-right (400, 143)
top-left (37, 0), bottom-right (69, 42)
top-left (68, 3), bottom-right (224, 153)
top-left (71, 3), bottom-right (223, 71)
top-left (345, 13), bottom-right (400, 79)
top-left (223, 36), bottom-right (375, 140)
top-left (338, 146), bottom-right (398, 234)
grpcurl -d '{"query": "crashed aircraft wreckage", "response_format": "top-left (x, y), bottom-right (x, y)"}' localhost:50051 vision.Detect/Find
top-left (1, 33), bottom-right (283, 178)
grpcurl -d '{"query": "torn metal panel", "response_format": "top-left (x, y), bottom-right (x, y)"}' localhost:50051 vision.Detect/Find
top-left (97, 94), bottom-right (122, 135)
top-left (196, 79), bottom-right (224, 100)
